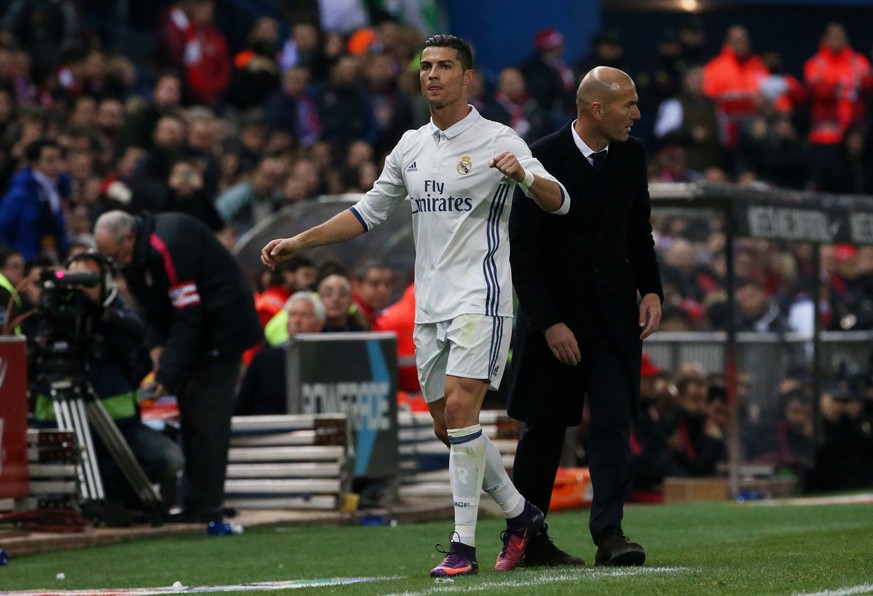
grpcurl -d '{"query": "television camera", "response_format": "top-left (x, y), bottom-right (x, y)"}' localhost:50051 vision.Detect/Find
top-left (28, 265), bottom-right (162, 517)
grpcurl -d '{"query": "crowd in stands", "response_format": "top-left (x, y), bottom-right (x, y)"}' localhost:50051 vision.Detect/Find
top-left (609, 355), bottom-right (873, 496)
top-left (2, 0), bottom-right (873, 500)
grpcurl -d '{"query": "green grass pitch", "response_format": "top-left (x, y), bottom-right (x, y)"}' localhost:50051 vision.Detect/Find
top-left (1, 499), bottom-right (871, 595)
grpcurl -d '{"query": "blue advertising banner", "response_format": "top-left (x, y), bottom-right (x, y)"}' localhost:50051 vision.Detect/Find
top-left (286, 333), bottom-right (399, 479)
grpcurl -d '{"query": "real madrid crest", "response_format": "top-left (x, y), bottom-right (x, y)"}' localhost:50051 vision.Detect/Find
top-left (457, 155), bottom-right (472, 175)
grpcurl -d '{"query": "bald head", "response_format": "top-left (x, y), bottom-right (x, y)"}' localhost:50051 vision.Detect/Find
top-left (574, 66), bottom-right (640, 149)
top-left (576, 66), bottom-right (634, 110)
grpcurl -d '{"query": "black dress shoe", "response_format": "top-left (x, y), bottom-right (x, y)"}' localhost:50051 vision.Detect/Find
top-left (594, 528), bottom-right (646, 566)
top-left (524, 529), bottom-right (586, 567)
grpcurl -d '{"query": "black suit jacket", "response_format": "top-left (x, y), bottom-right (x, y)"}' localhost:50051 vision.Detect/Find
top-left (507, 123), bottom-right (663, 425)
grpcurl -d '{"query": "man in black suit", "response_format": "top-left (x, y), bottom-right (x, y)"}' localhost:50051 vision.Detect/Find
top-left (508, 66), bottom-right (663, 567)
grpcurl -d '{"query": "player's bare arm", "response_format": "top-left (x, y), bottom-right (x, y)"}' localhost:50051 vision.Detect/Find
top-left (489, 151), bottom-right (565, 213)
top-left (260, 210), bottom-right (366, 269)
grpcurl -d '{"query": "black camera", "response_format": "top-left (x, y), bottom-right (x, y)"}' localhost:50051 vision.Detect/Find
top-left (30, 269), bottom-right (104, 376)
top-left (38, 269), bottom-right (102, 319)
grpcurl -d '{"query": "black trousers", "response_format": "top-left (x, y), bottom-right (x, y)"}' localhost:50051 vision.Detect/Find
top-left (512, 336), bottom-right (634, 544)
top-left (176, 359), bottom-right (240, 513)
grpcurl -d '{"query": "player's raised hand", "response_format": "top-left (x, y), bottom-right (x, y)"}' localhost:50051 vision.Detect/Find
top-left (261, 237), bottom-right (301, 269)
top-left (489, 151), bottom-right (524, 182)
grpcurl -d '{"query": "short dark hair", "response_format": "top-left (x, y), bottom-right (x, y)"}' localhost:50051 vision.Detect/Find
top-left (423, 34), bottom-right (474, 71)
top-left (25, 138), bottom-right (62, 163)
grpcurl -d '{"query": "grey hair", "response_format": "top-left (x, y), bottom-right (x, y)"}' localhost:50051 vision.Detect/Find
top-left (284, 291), bottom-right (326, 325)
top-left (94, 210), bottom-right (136, 243)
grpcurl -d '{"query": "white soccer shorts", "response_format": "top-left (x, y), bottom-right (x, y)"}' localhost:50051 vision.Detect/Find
top-left (413, 314), bottom-right (512, 404)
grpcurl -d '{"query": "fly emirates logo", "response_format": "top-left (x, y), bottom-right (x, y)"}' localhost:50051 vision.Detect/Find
top-left (410, 180), bottom-right (472, 214)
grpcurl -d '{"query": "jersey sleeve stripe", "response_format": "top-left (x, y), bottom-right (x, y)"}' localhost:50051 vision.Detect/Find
top-left (348, 206), bottom-right (369, 232)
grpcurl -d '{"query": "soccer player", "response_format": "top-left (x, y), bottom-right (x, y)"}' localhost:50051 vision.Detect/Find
top-left (261, 34), bottom-right (569, 576)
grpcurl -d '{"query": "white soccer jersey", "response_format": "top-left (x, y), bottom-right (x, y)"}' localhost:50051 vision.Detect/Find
top-left (351, 106), bottom-right (569, 324)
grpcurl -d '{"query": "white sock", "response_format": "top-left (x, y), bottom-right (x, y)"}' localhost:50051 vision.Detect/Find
top-left (447, 425), bottom-right (486, 547)
top-left (481, 433), bottom-right (525, 519)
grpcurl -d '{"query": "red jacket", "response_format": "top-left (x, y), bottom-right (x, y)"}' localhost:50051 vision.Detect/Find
top-left (254, 285), bottom-right (292, 328)
top-left (804, 44), bottom-right (873, 145)
top-left (185, 25), bottom-right (231, 106)
top-left (372, 284), bottom-right (419, 393)
top-left (703, 46), bottom-right (770, 148)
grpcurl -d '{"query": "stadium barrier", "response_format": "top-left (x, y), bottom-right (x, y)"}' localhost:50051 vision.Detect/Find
top-left (223, 414), bottom-right (352, 511)
top-left (646, 331), bottom-right (873, 424)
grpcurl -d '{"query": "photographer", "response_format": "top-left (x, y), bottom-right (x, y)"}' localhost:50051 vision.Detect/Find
top-left (30, 251), bottom-right (183, 512)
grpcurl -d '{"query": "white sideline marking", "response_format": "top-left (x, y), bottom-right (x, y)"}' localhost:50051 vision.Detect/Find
top-left (794, 585), bottom-right (873, 596)
top-left (385, 566), bottom-right (689, 595)
top-left (754, 493), bottom-right (873, 507)
top-left (0, 576), bottom-right (395, 595)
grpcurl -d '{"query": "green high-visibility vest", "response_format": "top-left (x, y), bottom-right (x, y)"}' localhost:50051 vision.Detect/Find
top-left (0, 272), bottom-right (22, 334)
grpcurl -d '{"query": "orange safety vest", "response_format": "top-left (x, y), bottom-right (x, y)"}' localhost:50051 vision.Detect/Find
top-left (804, 45), bottom-right (873, 145)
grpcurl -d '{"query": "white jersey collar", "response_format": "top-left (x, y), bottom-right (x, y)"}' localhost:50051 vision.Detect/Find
top-left (429, 105), bottom-right (480, 141)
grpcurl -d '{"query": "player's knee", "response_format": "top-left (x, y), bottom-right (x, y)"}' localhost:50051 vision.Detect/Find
top-left (432, 421), bottom-right (449, 447)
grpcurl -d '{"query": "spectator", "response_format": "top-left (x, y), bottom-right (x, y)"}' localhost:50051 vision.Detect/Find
top-left (481, 67), bottom-right (550, 144)
top-left (665, 372), bottom-right (726, 477)
top-left (0, 138), bottom-right (69, 261)
top-left (630, 354), bottom-right (673, 494)
top-left (575, 27), bottom-right (627, 79)
top-left (362, 51), bottom-right (413, 156)
top-left (314, 54), bottom-right (377, 160)
top-left (224, 17), bottom-right (281, 113)
top-left (120, 73), bottom-right (184, 150)
top-left (747, 387), bottom-right (815, 481)
top-left (702, 25), bottom-right (770, 152)
top-left (810, 126), bottom-right (873, 194)
top-left (637, 27), bottom-right (687, 145)
top-left (56, 47), bottom-right (107, 101)
top-left (235, 291), bottom-right (326, 416)
top-left (130, 113), bottom-right (187, 212)
top-left (264, 66), bottom-right (322, 149)
top-left (214, 153), bottom-right (286, 238)
top-left (183, 107), bottom-right (222, 198)
top-left (231, 110), bottom-right (269, 175)
top-left (182, 0), bottom-right (230, 107)
top-left (155, 0), bottom-right (196, 75)
top-left (155, 0), bottom-right (229, 107)
top-left (736, 96), bottom-right (808, 189)
top-left (372, 282), bottom-right (419, 394)
top-left (736, 279), bottom-right (791, 333)
top-left (94, 210), bottom-right (263, 523)
top-left (520, 28), bottom-right (576, 128)
top-left (318, 272), bottom-right (368, 332)
top-left (254, 255), bottom-right (317, 328)
top-left (31, 251), bottom-right (184, 512)
top-left (804, 22), bottom-right (873, 191)
top-left (1, 0), bottom-right (78, 83)
top-left (318, 0), bottom-right (368, 35)
top-left (808, 380), bottom-right (871, 491)
top-left (0, 247), bottom-right (25, 332)
top-left (677, 16), bottom-right (707, 66)
top-left (159, 157), bottom-right (223, 231)
top-left (277, 21), bottom-right (330, 83)
top-left (654, 66), bottom-right (724, 173)
top-left (95, 97), bottom-right (126, 152)
top-left (351, 260), bottom-right (394, 325)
